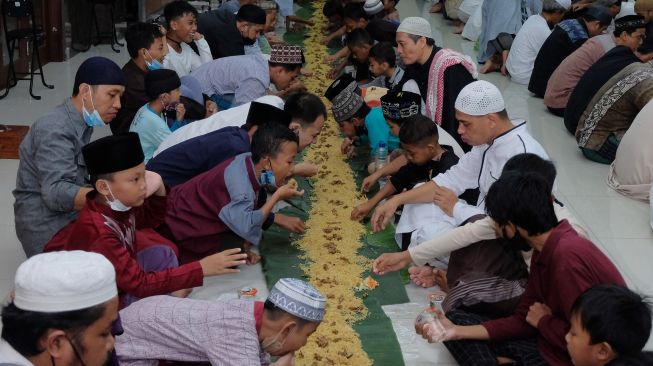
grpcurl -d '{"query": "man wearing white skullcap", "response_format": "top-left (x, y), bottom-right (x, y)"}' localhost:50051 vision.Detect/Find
top-left (394, 16), bottom-right (477, 152)
top-left (115, 278), bottom-right (325, 366)
top-left (504, 0), bottom-right (570, 84)
top-left (371, 80), bottom-right (549, 248)
top-left (0, 251), bottom-right (119, 366)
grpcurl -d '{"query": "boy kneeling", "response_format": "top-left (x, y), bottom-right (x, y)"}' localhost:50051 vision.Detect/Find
top-left (45, 133), bottom-right (247, 308)
top-left (115, 278), bottom-right (325, 366)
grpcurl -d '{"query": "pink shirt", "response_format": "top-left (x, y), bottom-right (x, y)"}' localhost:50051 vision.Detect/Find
top-left (544, 34), bottom-right (615, 109)
top-left (116, 296), bottom-right (269, 366)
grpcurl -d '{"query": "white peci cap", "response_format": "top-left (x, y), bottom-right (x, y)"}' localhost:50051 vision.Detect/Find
top-left (364, 0), bottom-right (384, 15)
top-left (397, 17), bottom-right (433, 39)
top-left (14, 251), bottom-right (117, 312)
top-left (455, 80), bottom-right (505, 116)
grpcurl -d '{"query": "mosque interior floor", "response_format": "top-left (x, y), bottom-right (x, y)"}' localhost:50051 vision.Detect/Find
top-left (0, 0), bottom-right (650, 363)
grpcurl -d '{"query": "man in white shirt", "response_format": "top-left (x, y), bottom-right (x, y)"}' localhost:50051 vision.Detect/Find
top-left (0, 251), bottom-right (118, 366)
top-left (154, 95), bottom-right (284, 156)
top-left (163, 1), bottom-right (213, 77)
top-left (370, 80), bottom-right (549, 282)
top-left (505, 0), bottom-right (569, 85)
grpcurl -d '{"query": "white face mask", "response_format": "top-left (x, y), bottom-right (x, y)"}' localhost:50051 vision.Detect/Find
top-left (261, 329), bottom-right (285, 354)
top-left (104, 182), bottom-right (132, 212)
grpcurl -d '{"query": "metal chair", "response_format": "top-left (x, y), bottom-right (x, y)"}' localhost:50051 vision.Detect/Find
top-left (1, 0), bottom-right (54, 100)
top-left (88, 0), bottom-right (123, 53)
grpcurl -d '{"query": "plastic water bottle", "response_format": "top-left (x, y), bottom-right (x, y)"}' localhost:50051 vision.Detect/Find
top-left (375, 141), bottom-right (388, 188)
top-left (414, 293), bottom-right (447, 342)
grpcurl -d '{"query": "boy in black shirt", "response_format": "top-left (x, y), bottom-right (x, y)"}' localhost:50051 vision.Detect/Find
top-left (351, 114), bottom-right (458, 224)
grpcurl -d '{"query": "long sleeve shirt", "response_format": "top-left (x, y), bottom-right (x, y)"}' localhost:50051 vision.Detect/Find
top-left (116, 296), bottom-right (269, 366)
top-left (13, 98), bottom-right (93, 257)
top-left (163, 38), bottom-right (213, 77)
top-left (433, 121), bottom-right (549, 225)
top-left (191, 54), bottom-right (270, 107)
top-left (544, 34), bottom-right (615, 110)
top-left (153, 95), bottom-right (284, 156)
top-left (44, 192), bottom-right (204, 308)
top-left (409, 200), bottom-right (590, 267)
top-left (130, 104), bottom-right (172, 164)
top-left (481, 220), bottom-right (625, 366)
top-left (111, 60), bottom-right (149, 134)
top-left (165, 153), bottom-right (274, 260)
top-left (147, 127), bottom-right (251, 188)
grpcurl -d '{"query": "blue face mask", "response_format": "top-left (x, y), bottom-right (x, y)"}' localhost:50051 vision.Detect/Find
top-left (82, 87), bottom-right (105, 127)
top-left (259, 169), bottom-right (276, 187)
top-left (145, 50), bottom-right (164, 71)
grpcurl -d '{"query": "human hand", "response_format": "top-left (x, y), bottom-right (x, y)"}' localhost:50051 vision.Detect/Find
top-left (350, 201), bottom-right (374, 221)
top-left (324, 54), bottom-right (338, 63)
top-left (274, 182), bottom-right (305, 201)
top-left (199, 248), bottom-right (248, 276)
top-left (192, 32), bottom-right (204, 41)
top-left (526, 302), bottom-right (552, 328)
top-left (243, 241), bottom-right (260, 265)
top-left (145, 170), bottom-right (165, 197)
top-left (292, 162), bottom-right (318, 177)
top-left (370, 199), bottom-right (398, 232)
top-left (372, 251), bottom-right (411, 275)
top-left (341, 138), bottom-right (355, 157)
top-left (275, 214), bottom-right (306, 233)
top-left (327, 67), bottom-right (341, 79)
top-left (286, 80), bottom-right (306, 92)
top-left (433, 184), bottom-right (458, 217)
top-left (300, 68), bottom-right (313, 77)
top-left (423, 312), bottom-right (457, 343)
top-left (361, 173), bottom-right (379, 193)
top-left (175, 103), bottom-right (186, 122)
top-left (205, 100), bottom-right (218, 116)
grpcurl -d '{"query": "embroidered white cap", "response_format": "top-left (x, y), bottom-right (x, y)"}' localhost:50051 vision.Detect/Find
top-left (14, 251), bottom-right (117, 312)
top-left (397, 17), bottom-right (433, 39)
top-left (364, 0), bottom-right (384, 15)
top-left (455, 80), bottom-right (505, 116)
top-left (554, 0), bottom-right (571, 10)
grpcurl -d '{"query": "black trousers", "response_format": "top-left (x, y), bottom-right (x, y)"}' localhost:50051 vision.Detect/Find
top-left (443, 310), bottom-right (549, 366)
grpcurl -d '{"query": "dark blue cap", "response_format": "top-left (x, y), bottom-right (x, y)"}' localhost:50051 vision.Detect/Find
top-left (74, 57), bottom-right (126, 91)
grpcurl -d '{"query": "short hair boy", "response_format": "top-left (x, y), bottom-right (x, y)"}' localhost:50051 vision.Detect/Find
top-left (112, 22), bottom-right (167, 134)
top-left (351, 115), bottom-right (459, 228)
top-left (368, 42), bottom-right (405, 89)
top-left (164, 122), bottom-right (304, 263)
top-left (567, 284), bottom-right (652, 366)
top-left (163, 0), bottom-right (213, 77)
top-left (346, 28), bottom-right (375, 83)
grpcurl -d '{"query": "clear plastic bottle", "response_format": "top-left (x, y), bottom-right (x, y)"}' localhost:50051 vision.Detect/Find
top-left (414, 294), bottom-right (447, 342)
top-left (375, 141), bottom-right (388, 188)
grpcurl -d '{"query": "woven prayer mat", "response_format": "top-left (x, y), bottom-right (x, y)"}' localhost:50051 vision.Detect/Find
top-left (0, 125), bottom-right (29, 159)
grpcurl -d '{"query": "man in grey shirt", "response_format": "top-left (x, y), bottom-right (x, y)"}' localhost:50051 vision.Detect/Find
top-left (13, 56), bottom-right (126, 257)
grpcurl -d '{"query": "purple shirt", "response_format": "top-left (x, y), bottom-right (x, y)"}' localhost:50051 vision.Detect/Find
top-left (115, 296), bottom-right (269, 366)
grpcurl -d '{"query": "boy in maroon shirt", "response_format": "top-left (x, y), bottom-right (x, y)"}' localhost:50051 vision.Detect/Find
top-left (45, 132), bottom-right (248, 308)
top-left (421, 171), bottom-right (625, 366)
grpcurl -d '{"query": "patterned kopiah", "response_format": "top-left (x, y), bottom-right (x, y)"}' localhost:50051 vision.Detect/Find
top-left (269, 44), bottom-right (303, 65)
top-left (332, 89), bottom-right (365, 123)
top-left (268, 278), bottom-right (326, 322)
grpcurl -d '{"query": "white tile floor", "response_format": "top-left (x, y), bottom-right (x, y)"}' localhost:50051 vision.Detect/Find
top-left (0, 0), bottom-right (650, 364)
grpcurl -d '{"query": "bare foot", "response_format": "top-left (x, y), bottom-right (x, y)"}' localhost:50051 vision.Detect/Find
top-left (452, 23), bottom-right (465, 34)
top-left (500, 64), bottom-right (508, 76)
top-left (430, 3), bottom-right (442, 13)
top-left (433, 268), bottom-right (449, 292)
top-left (479, 60), bottom-right (499, 74)
top-left (409, 265), bottom-right (438, 288)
